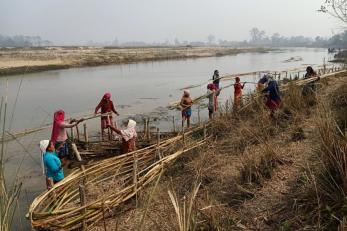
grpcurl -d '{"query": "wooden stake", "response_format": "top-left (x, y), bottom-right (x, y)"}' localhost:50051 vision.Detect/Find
top-left (71, 143), bottom-right (86, 172)
top-left (182, 127), bottom-right (185, 149)
top-left (146, 119), bottom-right (150, 140)
top-left (83, 123), bottom-right (88, 145)
top-left (101, 194), bottom-right (107, 231)
top-left (70, 128), bottom-right (74, 142)
top-left (198, 105), bottom-right (201, 124)
top-left (79, 184), bottom-right (87, 230)
top-left (133, 154), bottom-right (138, 207)
top-left (157, 128), bottom-right (161, 159)
top-left (172, 116), bottom-right (176, 133)
top-left (76, 124), bottom-right (80, 142)
top-left (143, 118), bottom-right (147, 138)
top-left (203, 123), bottom-right (207, 140)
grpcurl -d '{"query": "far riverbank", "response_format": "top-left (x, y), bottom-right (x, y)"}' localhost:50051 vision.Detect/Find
top-left (0, 46), bottom-right (271, 76)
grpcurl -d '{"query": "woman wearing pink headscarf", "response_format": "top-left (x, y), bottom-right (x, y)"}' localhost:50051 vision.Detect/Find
top-left (95, 92), bottom-right (119, 140)
top-left (51, 110), bottom-right (84, 161)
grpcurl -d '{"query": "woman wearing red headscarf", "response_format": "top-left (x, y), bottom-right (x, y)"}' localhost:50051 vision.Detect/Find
top-left (51, 110), bottom-right (84, 161)
top-left (95, 93), bottom-right (119, 140)
top-left (234, 77), bottom-right (246, 108)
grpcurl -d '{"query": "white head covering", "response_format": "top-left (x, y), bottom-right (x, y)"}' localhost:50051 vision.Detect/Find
top-left (183, 89), bottom-right (190, 96)
top-left (127, 119), bottom-right (136, 128)
top-left (121, 119), bottom-right (137, 141)
top-left (39, 140), bottom-right (49, 175)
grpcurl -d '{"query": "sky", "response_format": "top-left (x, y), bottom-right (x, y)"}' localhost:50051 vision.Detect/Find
top-left (0, 0), bottom-right (342, 45)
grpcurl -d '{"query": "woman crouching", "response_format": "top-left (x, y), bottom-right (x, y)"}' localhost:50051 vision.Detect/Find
top-left (108, 119), bottom-right (137, 154)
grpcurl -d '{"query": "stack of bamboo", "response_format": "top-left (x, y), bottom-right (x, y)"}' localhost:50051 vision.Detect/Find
top-left (28, 124), bottom-right (209, 230)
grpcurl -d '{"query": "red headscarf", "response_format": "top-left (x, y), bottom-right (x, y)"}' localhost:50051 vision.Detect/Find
top-left (207, 83), bottom-right (216, 90)
top-left (103, 92), bottom-right (111, 100)
top-left (51, 110), bottom-right (65, 143)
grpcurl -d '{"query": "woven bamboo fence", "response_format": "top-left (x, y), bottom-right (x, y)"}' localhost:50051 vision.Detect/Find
top-left (28, 124), bottom-right (209, 230)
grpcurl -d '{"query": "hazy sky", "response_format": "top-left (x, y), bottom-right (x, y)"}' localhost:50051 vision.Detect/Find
top-left (0, 0), bottom-right (342, 45)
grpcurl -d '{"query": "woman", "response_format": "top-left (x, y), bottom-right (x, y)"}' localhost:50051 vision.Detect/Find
top-left (212, 70), bottom-right (221, 96)
top-left (40, 140), bottom-right (64, 189)
top-left (51, 110), bottom-right (83, 161)
top-left (262, 78), bottom-right (282, 118)
top-left (180, 89), bottom-right (193, 128)
top-left (302, 66), bottom-right (320, 97)
top-left (234, 77), bottom-right (246, 107)
top-left (108, 119), bottom-right (137, 154)
top-left (95, 92), bottom-right (120, 140)
top-left (206, 83), bottom-right (216, 119)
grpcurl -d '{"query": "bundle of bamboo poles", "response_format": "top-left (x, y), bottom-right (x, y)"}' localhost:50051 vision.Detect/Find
top-left (28, 124), bottom-right (209, 230)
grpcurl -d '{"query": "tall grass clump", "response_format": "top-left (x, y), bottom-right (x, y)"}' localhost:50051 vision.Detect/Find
top-left (168, 182), bottom-right (201, 231)
top-left (0, 84), bottom-right (22, 230)
top-left (300, 106), bottom-right (347, 229)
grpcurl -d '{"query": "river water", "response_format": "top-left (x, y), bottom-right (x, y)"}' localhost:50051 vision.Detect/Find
top-left (0, 47), bottom-right (334, 229)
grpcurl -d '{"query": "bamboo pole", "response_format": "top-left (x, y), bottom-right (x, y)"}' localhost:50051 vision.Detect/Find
top-left (143, 118), bottom-right (147, 139)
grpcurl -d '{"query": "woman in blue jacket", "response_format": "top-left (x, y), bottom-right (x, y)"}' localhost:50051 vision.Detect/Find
top-left (40, 140), bottom-right (64, 189)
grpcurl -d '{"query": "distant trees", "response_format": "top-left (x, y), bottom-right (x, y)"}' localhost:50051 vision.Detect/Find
top-left (207, 34), bottom-right (216, 45)
top-left (0, 35), bottom-right (52, 47)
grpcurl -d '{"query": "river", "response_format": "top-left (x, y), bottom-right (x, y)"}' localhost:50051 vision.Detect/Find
top-left (0, 47), bottom-right (334, 229)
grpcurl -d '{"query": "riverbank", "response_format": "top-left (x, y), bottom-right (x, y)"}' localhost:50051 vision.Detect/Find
top-left (91, 72), bottom-right (347, 230)
top-left (0, 46), bottom-right (271, 76)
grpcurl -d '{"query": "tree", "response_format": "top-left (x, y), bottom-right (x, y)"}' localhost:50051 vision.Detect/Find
top-left (249, 27), bottom-right (266, 44)
top-left (207, 34), bottom-right (216, 45)
top-left (320, 0), bottom-right (347, 24)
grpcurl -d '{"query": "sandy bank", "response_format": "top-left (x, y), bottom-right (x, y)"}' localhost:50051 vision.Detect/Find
top-left (0, 46), bottom-right (271, 76)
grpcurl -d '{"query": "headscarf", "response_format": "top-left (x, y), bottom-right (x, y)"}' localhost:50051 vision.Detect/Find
top-left (103, 92), bottom-right (111, 100)
top-left (121, 119), bottom-right (137, 142)
top-left (39, 140), bottom-right (50, 174)
top-left (183, 89), bottom-right (190, 97)
top-left (51, 110), bottom-right (65, 143)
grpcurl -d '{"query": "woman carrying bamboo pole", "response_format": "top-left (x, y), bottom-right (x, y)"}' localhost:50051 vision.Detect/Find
top-left (206, 83), bottom-right (217, 119)
top-left (108, 119), bottom-right (137, 154)
top-left (40, 140), bottom-right (64, 189)
top-left (180, 89), bottom-right (193, 128)
top-left (233, 77), bottom-right (246, 108)
top-left (302, 66), bottom-right (320, 98)
top-left (261, 77), bottom-right (282, 118)
top-left (212, 70), bottom-right (221, 96)
top-left (95, 92), bottom-right (120, 140)
top-left (51, 110), bottom-right (84, 163)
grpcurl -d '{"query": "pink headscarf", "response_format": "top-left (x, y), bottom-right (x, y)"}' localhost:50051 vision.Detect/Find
top-left (51, 110), bottom-right (65, 143)
top-left (103, 92), bottom-right (111, 100)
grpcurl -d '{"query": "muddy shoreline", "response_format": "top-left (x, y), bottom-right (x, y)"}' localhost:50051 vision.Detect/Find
top-left (0, 46), bottom-right (271, 76)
